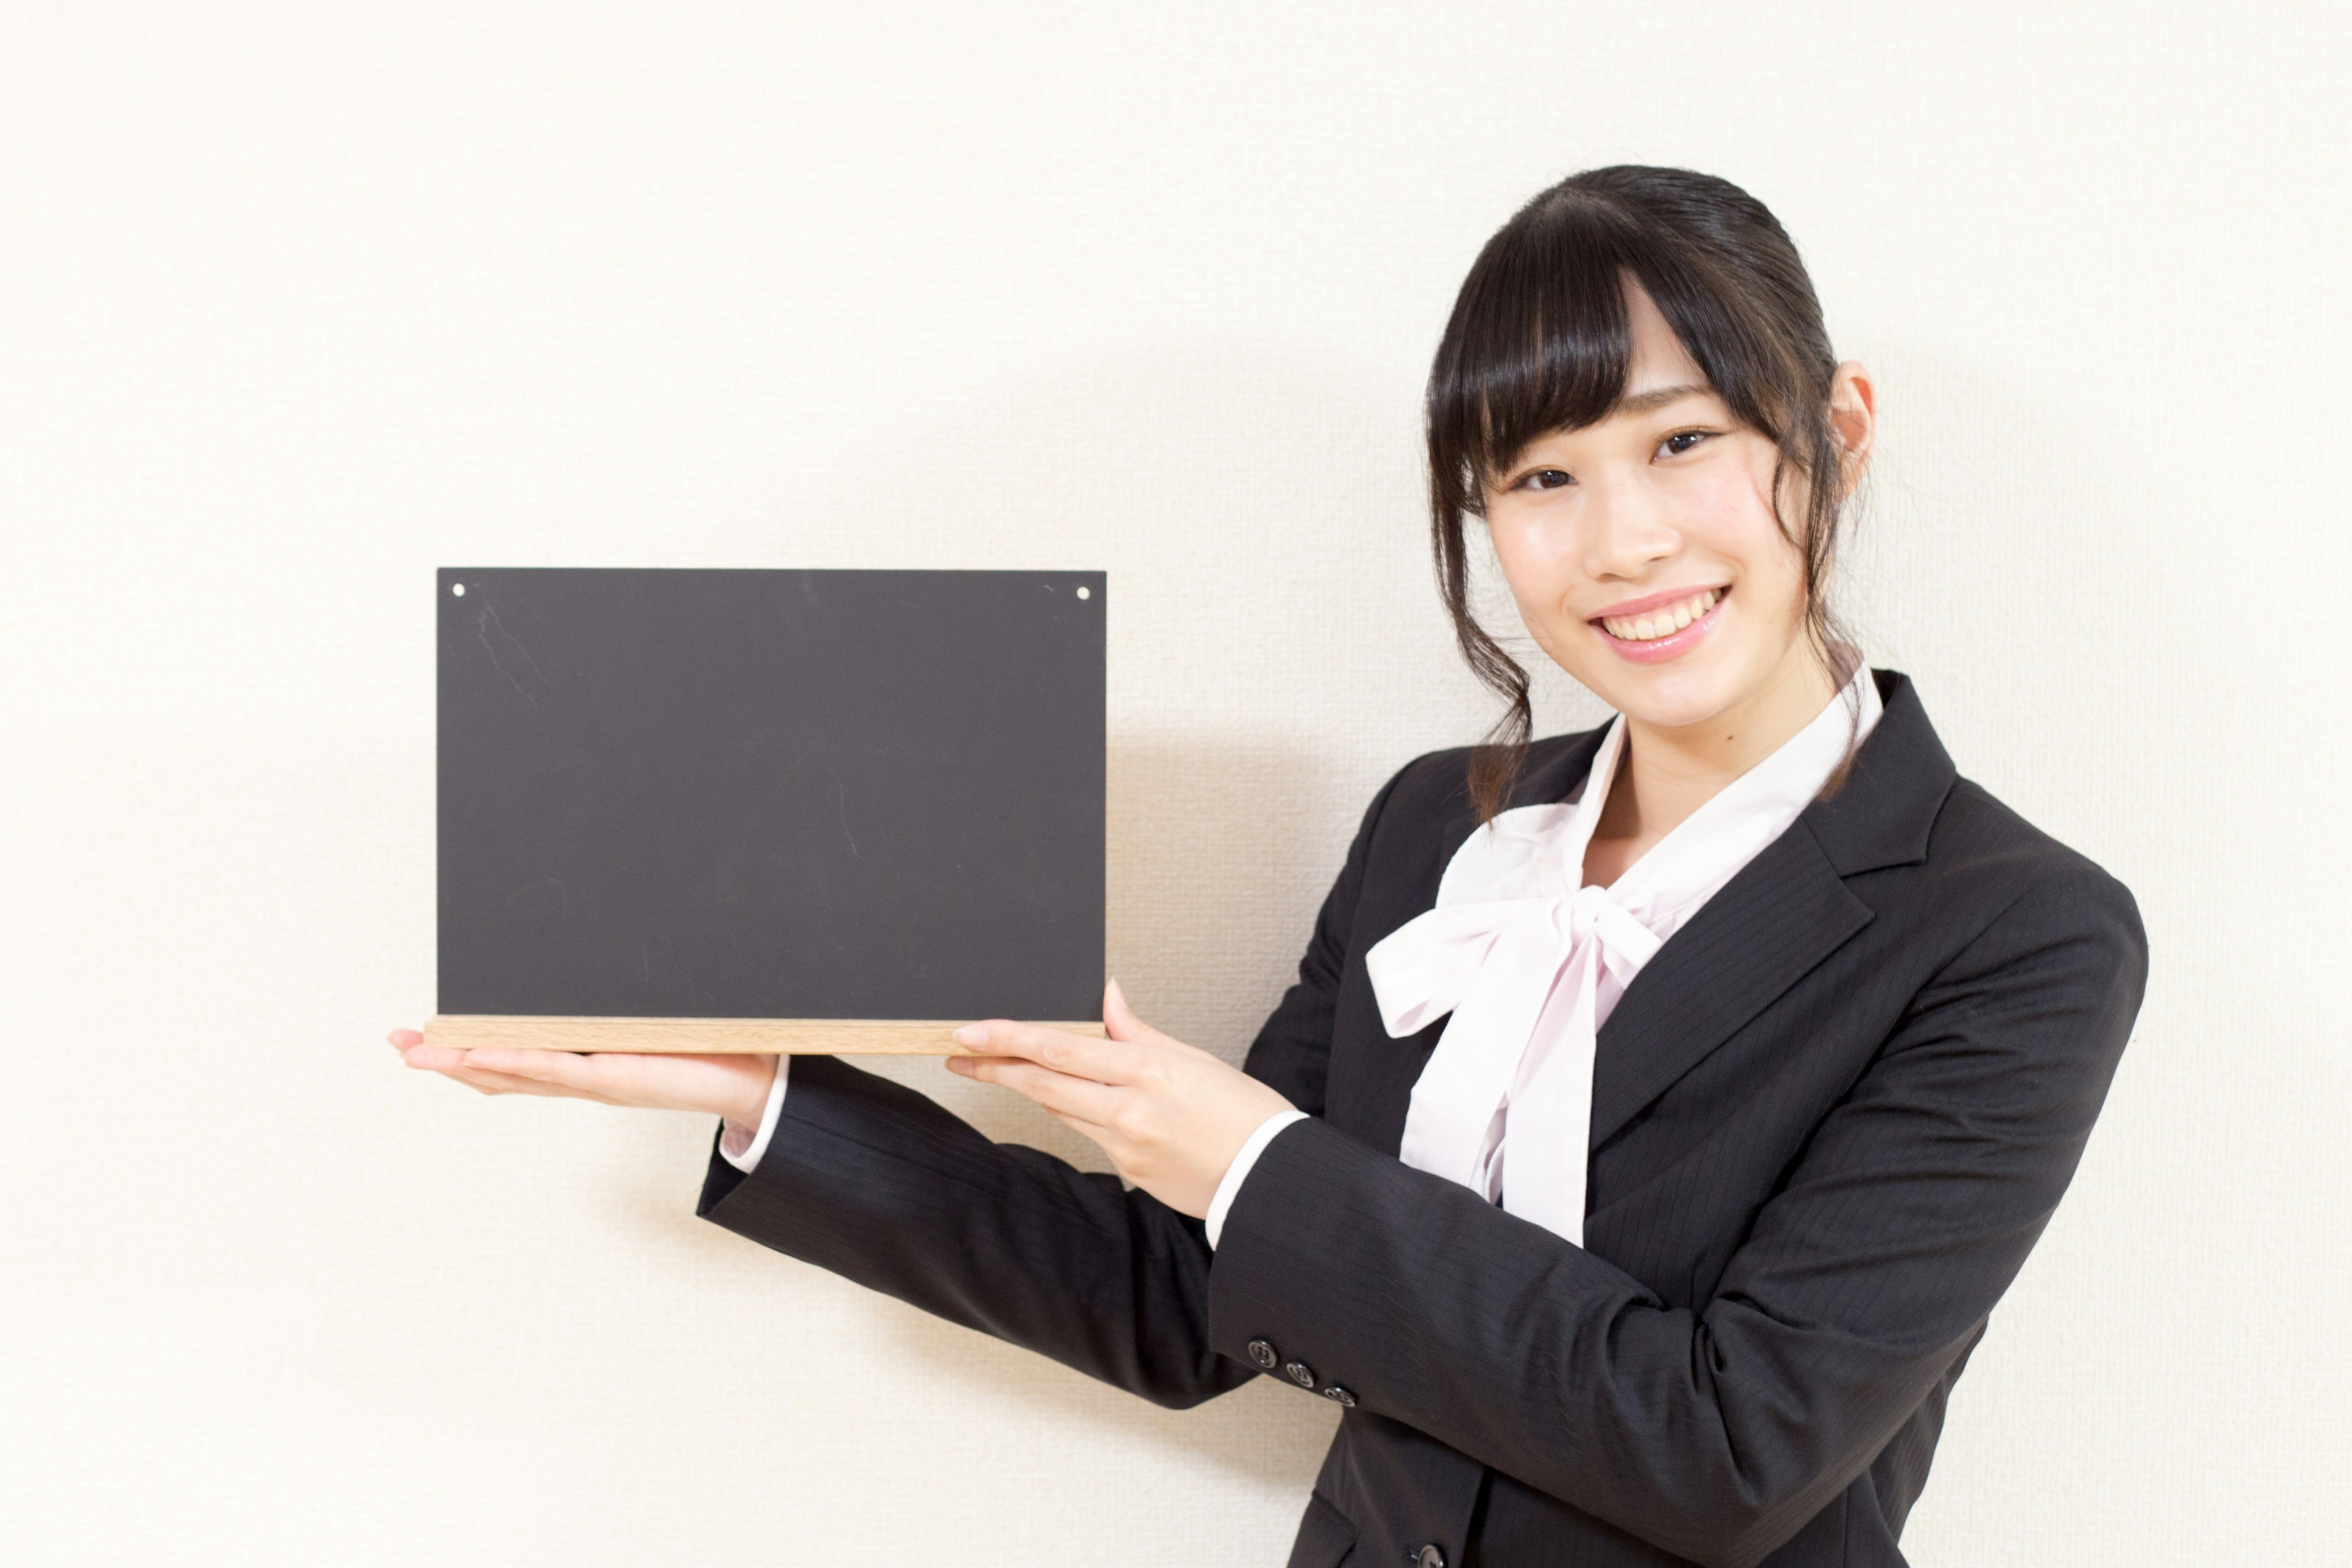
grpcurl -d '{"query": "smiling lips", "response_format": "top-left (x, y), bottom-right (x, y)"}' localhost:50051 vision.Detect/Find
top-left (1597, 587), bottom-right (1722, 642)
top-left (1590, 586), bottom-right (1727, 663)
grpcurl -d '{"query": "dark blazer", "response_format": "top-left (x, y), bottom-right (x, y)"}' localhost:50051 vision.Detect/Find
top-left (695, 669), bottom-right (2148, 1568)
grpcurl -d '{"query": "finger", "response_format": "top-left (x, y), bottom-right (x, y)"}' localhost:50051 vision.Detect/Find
top-left (401, 1041), bottom-right (478, 1073)
top-left (404, 1042), bottom-right (586, 1087)
top-left (458, 1046), bottom-right (590, 1084)
top-left (466, 1046), bottom-right (717, 1106)
top-left (398, 1046), bottom-right (578, 1098)
top-left (389, 1028), bottom-right (424, 1049)
top-left (1042, 1106), bottom-right (1118, 1147)
top-left (950, 1052), bottom-right (1117, 1115)
top-left (412, 1054), bottom-right (516, 1094)
top-left (443, 1064), bottom-right (622, 1104)
top-left (950, 1019), bottom-right (1145, 1085)
top-left (1101, 978), bottom-right (1164, 1046)
top-left (417, 1058), bottom-right (517, 1096)
top-left (948, 1053), bottom-right (1126, 1125)
top-left (1103, 979), bottom-right (1219, 1063)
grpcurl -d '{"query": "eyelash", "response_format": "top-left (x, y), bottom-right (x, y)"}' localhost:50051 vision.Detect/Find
top-left (1511, 429), bottom-right (1715, 491)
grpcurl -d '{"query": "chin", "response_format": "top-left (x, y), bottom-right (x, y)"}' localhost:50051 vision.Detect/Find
top-left (1572, 642), bottom-right (1759, 732)
top-left (1613, 686), bottom-right (1744, 732)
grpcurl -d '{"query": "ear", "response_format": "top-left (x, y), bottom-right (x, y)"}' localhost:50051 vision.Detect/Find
top-left (1826, 360), bottom-right (1877, 501)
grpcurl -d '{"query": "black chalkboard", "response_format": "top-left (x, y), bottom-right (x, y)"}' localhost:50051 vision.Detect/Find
top-left (436, 568), bottom-right (1104, 1029)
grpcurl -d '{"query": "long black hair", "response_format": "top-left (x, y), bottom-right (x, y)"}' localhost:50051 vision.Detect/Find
top-left (1426, 165), bottom-right (1852, 824)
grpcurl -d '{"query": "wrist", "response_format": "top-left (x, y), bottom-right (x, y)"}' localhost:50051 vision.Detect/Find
top-left (723, 1057), bottom-right (780, 1128)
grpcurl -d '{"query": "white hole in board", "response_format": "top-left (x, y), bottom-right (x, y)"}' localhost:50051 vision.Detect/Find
top-left (1076, 586), bottom-right (1091, 600)
top-left (451, 582), bottom-right (466, 597)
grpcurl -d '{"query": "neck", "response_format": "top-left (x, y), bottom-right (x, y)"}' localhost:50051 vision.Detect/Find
top-left (1587, 641), bottom-right (1842, 880)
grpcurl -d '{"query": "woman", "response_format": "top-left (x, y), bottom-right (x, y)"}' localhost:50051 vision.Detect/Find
top-left (393, 165), bottom-right (2147, 1568)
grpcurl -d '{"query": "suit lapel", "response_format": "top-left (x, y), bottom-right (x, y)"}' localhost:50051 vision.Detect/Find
top-left (1586, 669), bottom-right (1956, 1148)
top-left (1585, 820), bottom-right (1869, 1148)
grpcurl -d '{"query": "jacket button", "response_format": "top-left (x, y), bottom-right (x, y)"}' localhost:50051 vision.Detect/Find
top-left (1319, 1384), bottom-right (1357, 1407)
top-left (1246, 1338), bottom-right (1279, 1370)
top-left (1283, 1359), bottom-right (1317, 1388)
top-left (1411, 1547), bottom-right (1446, 1568)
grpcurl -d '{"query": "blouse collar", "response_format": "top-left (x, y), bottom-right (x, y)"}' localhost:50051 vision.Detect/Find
top-left (1435, 653), bottom-right (1884, 925)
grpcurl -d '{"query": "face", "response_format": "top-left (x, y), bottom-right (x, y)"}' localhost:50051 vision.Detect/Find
top-left (1480, 277), bottom-right (1870, 739)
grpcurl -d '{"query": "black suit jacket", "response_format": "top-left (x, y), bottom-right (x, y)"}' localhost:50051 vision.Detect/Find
top-left (695, 670), bottom-right (2148, 1568)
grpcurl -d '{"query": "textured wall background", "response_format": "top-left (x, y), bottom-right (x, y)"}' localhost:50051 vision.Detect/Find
top-left (3, 4), bottom-right (2345, 1562)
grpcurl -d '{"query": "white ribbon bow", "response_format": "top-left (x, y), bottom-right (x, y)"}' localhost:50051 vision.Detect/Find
top-left (1368, 882), bottom-right (1660, 1245)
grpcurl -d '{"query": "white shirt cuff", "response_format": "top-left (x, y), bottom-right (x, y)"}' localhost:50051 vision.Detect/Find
top-left (718, 1058), bottom-right (790, 1173)
top-left (1204, 1109), bottom-right (1308, 1249)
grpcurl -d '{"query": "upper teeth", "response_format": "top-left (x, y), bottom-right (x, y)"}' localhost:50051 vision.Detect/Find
top-left (1601, 589), bottom-right (1721, 642)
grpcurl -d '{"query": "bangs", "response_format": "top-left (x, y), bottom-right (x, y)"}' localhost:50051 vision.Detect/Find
top-left (1427, 189), bottom-right (1800, 508)
top-left (1436, 213), bottom-right (1640, 495)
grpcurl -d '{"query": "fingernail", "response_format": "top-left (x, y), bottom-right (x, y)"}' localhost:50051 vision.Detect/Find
top-left (952, 1025), bottom-right (989, 1047)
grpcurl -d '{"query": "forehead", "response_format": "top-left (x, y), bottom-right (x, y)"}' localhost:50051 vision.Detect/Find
top-left (1622, 279), bottom-right (1709, 392)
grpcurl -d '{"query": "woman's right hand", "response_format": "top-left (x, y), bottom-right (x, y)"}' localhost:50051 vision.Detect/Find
top-left (388, 1029), bottom-right (778, 1129)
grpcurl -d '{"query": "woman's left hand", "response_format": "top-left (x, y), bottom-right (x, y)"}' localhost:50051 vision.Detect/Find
top-left (386, 1030), bottom-right (778, 1129)
top-left (947, 979), bottom-right (1296, 1220)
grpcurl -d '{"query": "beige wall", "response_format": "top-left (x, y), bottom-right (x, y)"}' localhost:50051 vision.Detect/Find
top-left (4, 4), bottom-right (2344, 1562)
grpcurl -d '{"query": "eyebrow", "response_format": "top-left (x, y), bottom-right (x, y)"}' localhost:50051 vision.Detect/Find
top-left (1611, 383), bottom-right (1713, 417)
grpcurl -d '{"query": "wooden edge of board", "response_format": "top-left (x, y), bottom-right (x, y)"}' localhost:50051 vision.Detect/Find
top-left (423, 1016), bottom-right (1109, 1054)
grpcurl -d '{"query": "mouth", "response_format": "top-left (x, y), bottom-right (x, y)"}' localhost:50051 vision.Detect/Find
top-left (1589, 586), bottom-right (1727, 662)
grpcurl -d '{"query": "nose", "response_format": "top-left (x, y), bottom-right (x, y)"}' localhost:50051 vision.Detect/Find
top-left (1578, 473), bottom-right (1681, 582)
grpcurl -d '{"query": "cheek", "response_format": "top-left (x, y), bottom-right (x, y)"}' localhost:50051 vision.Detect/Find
top-left (1735, 522), bottom-right (1811, 633)
top-left (1679, 474), bottom-right (1807, 624)
top-left (1485, 525), bottom-right (1582, 636)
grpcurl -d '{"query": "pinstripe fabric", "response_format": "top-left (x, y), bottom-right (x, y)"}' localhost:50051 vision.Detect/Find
top-left (695, 671), bottom-right (2147, 1568)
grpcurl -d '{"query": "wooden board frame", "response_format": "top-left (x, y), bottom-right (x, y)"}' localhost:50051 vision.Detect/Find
top-left (423, 1015), bottom-right (1108, 1054)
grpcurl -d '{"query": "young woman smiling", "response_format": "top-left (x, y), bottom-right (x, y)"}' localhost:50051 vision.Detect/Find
top-left (392, 167), bottom-right (2147, 1568)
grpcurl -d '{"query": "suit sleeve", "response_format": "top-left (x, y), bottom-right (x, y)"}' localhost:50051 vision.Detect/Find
top-left (691, 754), bottom-right (1417, 1409)
top-left (1203, 860), bottom-right (2149, 1568)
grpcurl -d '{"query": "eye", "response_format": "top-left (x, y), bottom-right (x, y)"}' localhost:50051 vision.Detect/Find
top-left (1515, 467), bottom-right (1574, 491)
top-left (1656, 429), bottom-right (1712, 458)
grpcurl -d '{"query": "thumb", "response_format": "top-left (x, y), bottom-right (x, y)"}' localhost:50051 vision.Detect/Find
top-left (1102, 976), bottom-right (1154, 1042)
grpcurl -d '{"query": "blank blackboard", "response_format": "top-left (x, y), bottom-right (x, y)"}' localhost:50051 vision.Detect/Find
top-left (430, 568), bottom-right (1105, 1052)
